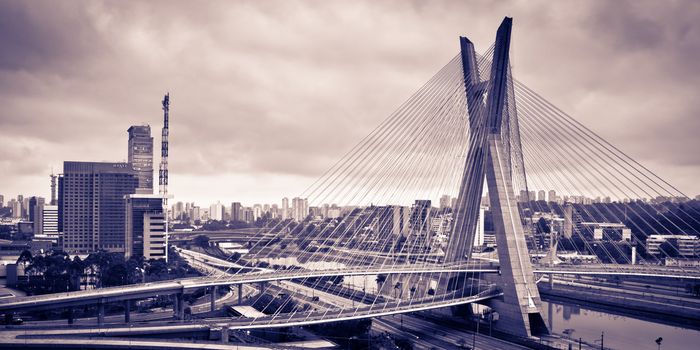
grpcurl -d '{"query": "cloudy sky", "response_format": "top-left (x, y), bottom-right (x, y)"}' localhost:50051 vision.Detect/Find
top-left (1, 0), bottom-right (699, 206)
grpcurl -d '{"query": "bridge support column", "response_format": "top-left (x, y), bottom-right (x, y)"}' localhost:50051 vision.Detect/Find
top-left (174, 292), bottom-right (185, 320)
top-left (238, 284), bottom-right (243, 305)
top-left (4, 313), bottom-right (12, 325)
top-left (67, 308), bottom-right (74, 324)
top-left (257, 282), bottom-right (266, 296)
top-left (124, 300), bottom-right (131, 323)
top-left (97, 300), bottom-right (105, 326)
top-left (221, 325), bottom-right (229, 343)
top-left (549, 273), bottom-right (554, 289)
top-left (210, 286), bottom-right (217, 312)
top-left (446, 17), bottom-right (548, 338)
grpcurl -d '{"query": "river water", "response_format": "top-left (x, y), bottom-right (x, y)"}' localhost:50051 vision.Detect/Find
top-left (542, 299), bottom-right (700, 350)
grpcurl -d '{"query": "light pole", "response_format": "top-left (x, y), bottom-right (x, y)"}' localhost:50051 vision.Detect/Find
top-left (655, 337), bottom-right (663, 350)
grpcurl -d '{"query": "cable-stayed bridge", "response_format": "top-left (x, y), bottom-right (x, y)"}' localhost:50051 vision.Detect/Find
top-left (4, 16), bottom-right (700, 342)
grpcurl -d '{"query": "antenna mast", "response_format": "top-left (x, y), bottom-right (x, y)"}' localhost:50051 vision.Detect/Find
top-left (159, 93), bottom-right (170, 208)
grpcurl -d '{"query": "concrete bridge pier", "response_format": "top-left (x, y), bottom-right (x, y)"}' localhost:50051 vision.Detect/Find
top-left (124, 300), bottom-right (131, 323)
top-left (97, 299), bottom-right (105, 326)
top-left (210, 286), bottom-right (217, 312)
top-left (238, 284), bottom-right (243, 304)
top-left (67, 307), bottom-right (74, 324)
top-left (549, 273), bottom-right (555, 289)
top-left (4, 312), bottom-right (13, 325)
top-left (221, 325), bottom-right (229, 343)
top-left (173, 292), bottom-right (185, 320)
top-left (257, 282), bottom-right (266, 296)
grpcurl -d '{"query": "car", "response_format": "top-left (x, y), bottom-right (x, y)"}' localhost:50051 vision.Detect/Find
top-left (1, 316), bottom-right (23, 325)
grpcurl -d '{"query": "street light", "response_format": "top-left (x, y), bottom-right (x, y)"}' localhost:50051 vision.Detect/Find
top-left (655, 337), bottom-right (663, 350)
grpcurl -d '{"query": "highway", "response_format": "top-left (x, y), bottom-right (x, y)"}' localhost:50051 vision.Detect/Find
top-left (195, 250), bottom-right (527, 350)
top-left (0, 260), bottom-right (498, 313)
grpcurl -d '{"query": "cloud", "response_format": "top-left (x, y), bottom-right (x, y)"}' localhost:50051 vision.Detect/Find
top-left (1, 0), bottom-right (699, 205)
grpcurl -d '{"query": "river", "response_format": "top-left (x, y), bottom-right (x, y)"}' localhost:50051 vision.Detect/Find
top-left (542, 299), bottom-right (700, 350)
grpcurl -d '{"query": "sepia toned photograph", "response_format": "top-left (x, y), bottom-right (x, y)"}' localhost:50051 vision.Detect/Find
top-left (0, 1), bottom-right (699, 349)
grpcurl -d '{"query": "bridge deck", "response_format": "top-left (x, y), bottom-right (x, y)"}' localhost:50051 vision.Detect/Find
top-left (0, 263), bottom-right (498, 312)
top-left (1, 261), bottom-right (697, 313)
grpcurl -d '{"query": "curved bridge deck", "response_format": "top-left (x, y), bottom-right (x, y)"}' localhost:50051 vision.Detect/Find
top-left (0, 263), bottom-right (498, 313)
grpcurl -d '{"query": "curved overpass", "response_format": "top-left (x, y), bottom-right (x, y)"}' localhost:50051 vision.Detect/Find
top-left (0, 289), bottom-right (503, 340)
top-left (0, 263), bottom-right (499, 313)
top-left (2, 259), bottom-right (697, 314)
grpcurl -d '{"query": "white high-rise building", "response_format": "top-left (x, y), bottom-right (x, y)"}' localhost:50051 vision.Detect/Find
top-left (474, 206), bottom-right (486, 246)
top-left (38, 205), bottom-right (60, 243)
top-left (281, 197), bottom-right (289, 220)
top-left (392, 206), bottom-right (409, 237)
top-left (253, 204), bottom-right (262, 221)
top-left (209, 202), bottom-right (224, 221)
top-left (292, 197), bottom-right (308, 222)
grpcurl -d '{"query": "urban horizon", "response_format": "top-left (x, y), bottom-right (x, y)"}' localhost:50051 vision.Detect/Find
top-left (2, 2), bottom-right (700, 350)
top-left (3, 2), bottom-right (700, 206)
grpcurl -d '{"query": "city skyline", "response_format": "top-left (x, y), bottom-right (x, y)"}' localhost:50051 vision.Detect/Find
top-left (2, 1), bottom-right (700, 205)
top-left (1, 5), bottom-right (699, 348)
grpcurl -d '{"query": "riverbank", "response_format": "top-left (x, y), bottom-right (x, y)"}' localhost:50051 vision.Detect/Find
top-left (539, 283), bottom-right (700, 330)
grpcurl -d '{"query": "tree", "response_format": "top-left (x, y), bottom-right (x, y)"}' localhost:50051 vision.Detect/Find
top-left (394, 282), bottom-right (403, 298)
top-left (536, 217), bottom-right (551, 234)
top-left (102, 264), bottom-right (128, 287)
top-left (394, 337), bottom-right (415, 350)
top-left (193, 235), bottom-right (210, 248)
top-left (376, 274), bottom-right (387, 291)
top-left (68, 256), bottom-right (85, 290)
top-left (146, 259), bottom-right (169, 280)
top-left (17, 250), bottom-right (33, 269)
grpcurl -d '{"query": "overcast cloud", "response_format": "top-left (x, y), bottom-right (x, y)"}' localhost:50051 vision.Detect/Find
top-left (1, 0), bottom-right (699, 205)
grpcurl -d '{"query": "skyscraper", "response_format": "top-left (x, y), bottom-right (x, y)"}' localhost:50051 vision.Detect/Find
top-left (537, 190), bottom-right (546, 201)
top-left (40, 205), bottom-right (59, 243)
top-left (253, 204), bottom-right (262, 221)
top-left (439, 195), bottom-right (451, 211)
top-left (291, 197), bottom-right (308, 222)
top-left (392, 205), bottom-right (409, 237)
top-left (29, 196), bottom-right (45, 236)
top-left (61, 161), bottom-right (138, 254)
top-left (0, 194), bottom-right (4, 208)
top-left (281, 197), bottom-right (289, 220)
top-left (231, 202), bottom-right (242, 222)
top-left (409, 200), bottom-right (432, 231)
top-left (474, 206), bottom-right (486, 247)
top-left (9, 199), bottom-right (21, 218)
top-left (127, 125), bottom-right (154, 194)
top-left (125, 194), bottom-right (167, 261)
top-left (209, 202), bottom-right (224, 221)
